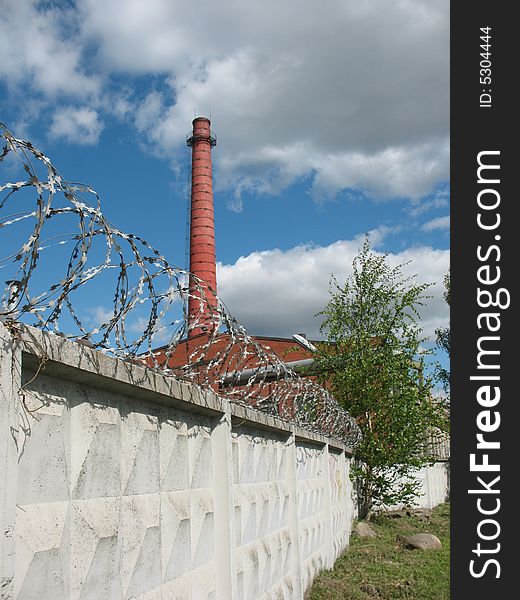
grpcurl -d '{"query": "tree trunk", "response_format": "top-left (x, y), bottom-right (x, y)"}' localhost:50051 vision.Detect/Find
top-left (357, 467), bottom-right (373, 520)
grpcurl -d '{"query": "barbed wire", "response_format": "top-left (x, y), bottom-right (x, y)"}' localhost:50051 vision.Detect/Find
top-left (0, 123), bottom-right (361, 447)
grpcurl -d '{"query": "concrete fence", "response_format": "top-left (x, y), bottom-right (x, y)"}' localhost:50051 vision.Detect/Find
top-left (378, 461), bottom-right (450, 513)
top-left (0, 323), bottom-right (355, 599)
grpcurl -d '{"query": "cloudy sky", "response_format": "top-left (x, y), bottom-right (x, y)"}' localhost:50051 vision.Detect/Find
top-left (1, 0), bottom-right (449, 360)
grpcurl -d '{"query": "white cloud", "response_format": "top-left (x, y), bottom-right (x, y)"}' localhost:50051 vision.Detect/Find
top-left (84, 305), bottom-right (115, 326)
top-left (0, 0), bottom-right (100, 98)
top-left (217, 233), bottom-right (449, 341)
top-left (2, 0), bottom-right (449, 203)
top-left (422, 215), bottom-right (450, 231)
top-left (211, 138), bottom-right (449, 202)
top-left (83, 0), bottom-right (448, 202)
top-left (408, 186), bottom-right (450, 218)
top-left (49, 107), bottom-right (103, 145)
top-left (84, 306), bottom-right (179, 345)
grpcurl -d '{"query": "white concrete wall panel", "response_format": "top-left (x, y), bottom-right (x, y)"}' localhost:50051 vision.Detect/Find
top-left (417, 462), bottom-right (450, 509)
top-left (381, 461), bottom-right (450, 512)
top-left (328, 450), bottom-right (354, 561)
top-left (0, 325), bottom-right (366, 599)
top-left (231, 425), bottom-right (295, 599)
top-left (10, 371), bottom-right (217, 600)
top-left (295, 443), bottom-right (328, 593)
top-left (0, 327), bottom-right (20, 598)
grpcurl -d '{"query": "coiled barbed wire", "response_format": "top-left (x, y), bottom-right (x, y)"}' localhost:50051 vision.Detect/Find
top-left (0, 123), bottom-right (361, 447)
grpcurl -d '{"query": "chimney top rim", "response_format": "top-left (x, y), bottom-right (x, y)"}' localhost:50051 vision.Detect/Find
top-left (192, 116), bottom-right (211, 125)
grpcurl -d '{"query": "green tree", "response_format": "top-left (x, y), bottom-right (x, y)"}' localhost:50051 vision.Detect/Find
top-left (316, 238), bottom-right (445, 518)
top-left (435, 271), bottom-right (450, 395)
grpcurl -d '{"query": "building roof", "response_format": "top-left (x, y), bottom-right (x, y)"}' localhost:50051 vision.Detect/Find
top-left (151, 332), bottom-right (317, 370)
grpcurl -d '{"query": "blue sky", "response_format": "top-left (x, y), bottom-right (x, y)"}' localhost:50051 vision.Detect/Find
top-left (1, 0), bottom-right (449, 373)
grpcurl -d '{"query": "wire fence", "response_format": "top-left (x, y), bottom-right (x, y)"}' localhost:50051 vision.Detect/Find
top-left (0, 123), bottom-right (361, 447)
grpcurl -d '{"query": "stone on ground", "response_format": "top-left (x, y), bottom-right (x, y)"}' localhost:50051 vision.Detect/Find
top-left (402, 533), bottom-right (442, 550)
top-left (354, 522), bottom-right (378, 538)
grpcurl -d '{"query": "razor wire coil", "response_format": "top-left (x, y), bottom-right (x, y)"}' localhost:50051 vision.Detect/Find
top-left (0, 122), bottom-right (361, 447)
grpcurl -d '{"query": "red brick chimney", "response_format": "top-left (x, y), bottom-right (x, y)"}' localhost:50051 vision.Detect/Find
top-left (186, 117), bottom-right (217, 337)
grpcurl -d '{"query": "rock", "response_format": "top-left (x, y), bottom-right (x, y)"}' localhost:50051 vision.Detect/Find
top-left (360, 583), bottom-right (379, 596)
top-left (413, 508), bottom-right (432, 516)
top-left (386, 510), bottom-right (407, 519)
top-left (409, 508), bottom-right (433, 520)
top-left (402, 533), bottom-right (442, 550)
top-left (355, 522), bottom-right (378, 538)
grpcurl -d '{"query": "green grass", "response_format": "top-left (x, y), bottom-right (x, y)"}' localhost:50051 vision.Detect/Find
top-left (306, 502), bottom-right (450, 600)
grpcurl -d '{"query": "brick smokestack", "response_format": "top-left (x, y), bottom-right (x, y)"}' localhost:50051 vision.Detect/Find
top-left (186, 117), bottom-right (217, 337)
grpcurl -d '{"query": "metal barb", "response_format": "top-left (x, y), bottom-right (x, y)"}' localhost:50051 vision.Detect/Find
top-left (0, 122), bottom-right (361, 447)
